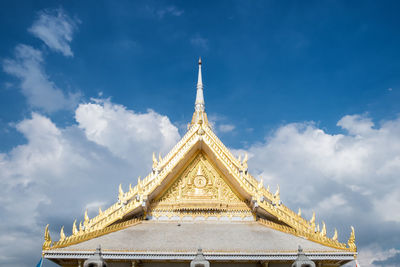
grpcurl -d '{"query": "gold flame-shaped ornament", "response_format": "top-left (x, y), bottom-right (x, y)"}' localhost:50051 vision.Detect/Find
top-left (119, 184), bottom-right (124, 200)
top-left (321, 221), bottom-right (327, 237)
top-left (42, 224), bottom-right (52, 250)
top-left (274, 184), bottom-right (280, 205)
top-left (72, 219), bottom-right (78, 236)
top-left (310, 211), bottom-right (316, 230)
top-left (242, 153), bottom-right (248, 170)
top-left (332, 228), bottom-right (338, 241)
top-left (258, 178), bottom-right (263, 189)
top-left (152, 152), bottom-right (158, 168)
top-left (298, 208), bottom-right (302, 217)
top-left (99, 207), bottom-right (103, 216)
top-left (84, 209), bottom-right (89, 227)
top-left (347, 226), bottom-right (356, 251)
top-left (60, 226), bottom-right (65, 241)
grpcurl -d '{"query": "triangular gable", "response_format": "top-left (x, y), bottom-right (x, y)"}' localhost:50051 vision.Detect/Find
top-left (150, 152), bottom-right (252, 217)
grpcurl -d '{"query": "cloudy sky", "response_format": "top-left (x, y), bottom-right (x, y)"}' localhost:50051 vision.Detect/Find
top-left (0, 1), bottom-right (399, 266)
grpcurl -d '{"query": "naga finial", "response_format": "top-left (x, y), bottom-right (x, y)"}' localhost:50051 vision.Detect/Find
top-left (298, 208), bottom-right (302, 216)
top-left (332, 228), bottom-right (338, 241)
top-left (321, 221), bottom-right (327, 237)
top-left (84, 209), bottom-right (89, 224)
top-left (98, 207), bottom-right (103, 216)
top-left (310, 211), bottom-right (316, 226)
top-left (158, 152), bottom-right (162, 163)
top-left (152, 152), bottom-right (158, 168)
top-left (273, 184), bottom-right (280, 205)
top-left (60, 226), bottom-right (65, 241)
top-left (347, 226), bottom-right (357, 250)
top-left (274, 184), bottom-right (280, 197)
top-left (258, 178), bottom-right (264, 189)
top-left (266, 185), bottom-right (270, 192)
top-left (242, 153), bottom-right (248, 170)
top-left (119, 183), bottom-right (124, 200)
top-left (72, 219), bottom-right (78, 236)
top-left (42, 224), bottom-right (52, 250)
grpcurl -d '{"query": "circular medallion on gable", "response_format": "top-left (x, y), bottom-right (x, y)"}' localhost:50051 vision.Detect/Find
top-left (194, 175), bottom-right (207, 188)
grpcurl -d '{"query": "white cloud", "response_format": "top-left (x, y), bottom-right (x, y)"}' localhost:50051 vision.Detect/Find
top-left (156, 6), bottom-right (184, 19)
top-left (356, 246), bottom-right (400, 267)
top-left (2, 44), bottom-right (80, 112)
top-left (208, 114), bottom-right (235, 134)
top-left (244, 115), bottom-right (400, 266)
top-left (75, 99), bottom-right (180, 161)
top-left (190, 35), bottom-right (209, 50)
top-left (28, 8), bottom-right (79, 57)
top-left (219, 123), bottom-right (235, 133)
top-left (1, 100), bottom-right (400, 267)
top-left (0, 100), bottom-right (180, 266)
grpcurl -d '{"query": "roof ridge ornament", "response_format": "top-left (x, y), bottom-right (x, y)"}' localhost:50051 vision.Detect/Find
top-left (195, 57), bottom-right (204, 112)
top-left (191, 58), bottom-right (209, 126)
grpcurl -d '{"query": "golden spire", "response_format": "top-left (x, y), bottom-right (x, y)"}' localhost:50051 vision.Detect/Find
top-left (298, 208), bottom-right (302, 216)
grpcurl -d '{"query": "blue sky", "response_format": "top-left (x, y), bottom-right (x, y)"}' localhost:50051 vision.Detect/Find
top-left (0, 1), bottom-right (400, 266)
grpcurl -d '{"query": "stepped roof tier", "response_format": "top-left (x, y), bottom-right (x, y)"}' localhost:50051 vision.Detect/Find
top-left (42, 59), bottom-right (357, 267)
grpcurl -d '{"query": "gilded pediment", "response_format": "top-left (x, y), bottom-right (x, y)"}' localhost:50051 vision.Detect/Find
top-left (151, 152), bottom-right (250, 211)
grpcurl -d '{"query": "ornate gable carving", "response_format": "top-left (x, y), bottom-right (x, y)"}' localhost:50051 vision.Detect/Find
top-left (151, 153), bottom-right (250, 212)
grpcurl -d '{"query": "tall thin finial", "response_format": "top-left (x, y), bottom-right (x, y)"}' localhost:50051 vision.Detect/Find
top-left (195, 57), bottom-right (204, 112)
top-left (190, 58), bottom-right (209, 126)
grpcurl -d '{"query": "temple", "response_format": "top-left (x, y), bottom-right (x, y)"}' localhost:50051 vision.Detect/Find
top-left (42, 59), bottom-right (357, 267)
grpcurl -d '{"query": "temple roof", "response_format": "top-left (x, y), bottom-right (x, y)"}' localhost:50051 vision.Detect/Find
top-left (50, 221), bottom-right (344, 252)
top-left (42, 59), bottom-right (357, 259)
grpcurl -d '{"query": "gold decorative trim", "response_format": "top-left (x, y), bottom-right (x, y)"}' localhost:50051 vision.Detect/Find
top-left (148, 210), bottom-right (255, 221)
top-left (258, 219), bottom-right (356, 252)
top-left (44, 218), bottom-right (142, 250)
